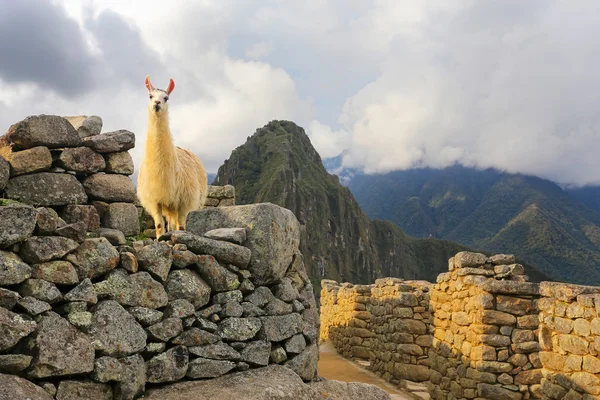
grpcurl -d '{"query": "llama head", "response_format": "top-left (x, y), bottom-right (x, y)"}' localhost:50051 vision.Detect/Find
top-left (145, 75), bottom-right (175, 114)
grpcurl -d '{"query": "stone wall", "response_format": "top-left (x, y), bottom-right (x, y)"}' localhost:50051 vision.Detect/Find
top-left (537, 282), bottom-right (600, 398)
top-left (368, 278), bottom-right (432, 384)
top-left (319, 280), bottom-right (372, 360)
top-left (429, 252), bottom-right (542, 400)
top-left (0, 115), bottom-right (319, 399)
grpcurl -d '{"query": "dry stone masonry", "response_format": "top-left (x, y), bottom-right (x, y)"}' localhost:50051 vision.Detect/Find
top-left (322, 251), bottom-right (600, 399)
top-left (0, 115), bottom-right (320, 400)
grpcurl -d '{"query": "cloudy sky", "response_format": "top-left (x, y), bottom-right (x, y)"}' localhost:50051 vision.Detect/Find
top-left (1, 1), bottom-right (600, 186)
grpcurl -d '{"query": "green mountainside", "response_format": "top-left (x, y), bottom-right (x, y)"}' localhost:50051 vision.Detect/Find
top-left (347, 166), bottom-right (600, 285)
top-left (213, 121), bottom-right (473, 289)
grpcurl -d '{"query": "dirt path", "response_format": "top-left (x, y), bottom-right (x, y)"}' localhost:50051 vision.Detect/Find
top-left (318, 341), bottom-right (411, 400)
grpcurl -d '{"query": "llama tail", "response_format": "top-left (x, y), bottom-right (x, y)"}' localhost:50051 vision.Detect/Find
top-left (0, 136), bottom-right (13, 161)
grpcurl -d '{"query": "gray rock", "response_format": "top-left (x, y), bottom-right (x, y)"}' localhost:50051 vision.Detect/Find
top-left (94, 270), bottom-right (168, 308)
top-left (189, 342), bottom-right (241, 360)
top-left (204, 228), bottom-right (247, 245)
top-left (28, 312), bottom-right (94, 378)
top-left (220, 301), bottom-right (244, 318)
top-left (105, 151), bottom-right (134, 175)
top-left (164, 299), bottom-right (196, 318)
top-left (65, 278), bottom-right (98, 304)
top-left (64, 115), bottom-right (103, 138)
top-left (88, 300), bottom-right (147, 357)
top-left (246, 286), bottom-right (274, 307)
top-left (241, 301), bottom-right (266, 317)
top-left (147, 317), bottom-right (183, 342)
top-left (218, 317), bottom-right (261, 341)
top-left (93, 356), bottom-right (123, 383)
top-left (0, 354), bottom-right (32, 373)
top-left (68, 237), bottom-right (119, 279)
top-left (172, 233), bottom-right (251, 268)
top-left (41, 382), bottom-right (57, 397)
top-left (58, 147), bottom-right (106, 173)
top-left (31, 260), bottom-right (79, 285)
top-left (172, 327), bottom-right (220, 346)
top-left (165, 269), bottom-right (211, 309)
top-left (0, 250), bottom-right (31, 285)
top-left (120, 251), bottom-right (138, 272)
top-left (6, 173), bottom-right (88, 206)
top-left (270, 346), bottom-right (288, 364)
top-left (285, 343), bottom-right (318, 381)
top-left (187, 204), bottom-right (300, 285)
top-left (239, 279), bottom-right (255, 294)
top-left (19, 279), bottom-right (63, 304)
top-left (5, 115), bottom-right (81, 149)
top-left (0, 204), bottom-right (37, 247)
top-left (143, 365), bottom-right (319, 400)
top-left (264, 298), bottom-right (293, 316)
top-left (0, 288), bottom-right (20, 310)
top-left (9, 146), bottom-right (52, 176)
top-left (83, 130), bottom-right (135, 153)
top-left (17, 296), bottom-right (51, 315)
top-left (196, 304), bottom-right (222, 319)
top-left (138, 241), bottom-right (172, 281)
top-left (309, 380), bottom-right (392, 400)
top-left (146, 346), bottom-right (189, 383)
top-left (83, 173), bottom-right (136, 202)
top-left (285, 334), bottom-right (307, 354)
top-left (195, 318), bottom-right (218, 332)
top-left (145, 342), bottom-right (166, 354)
top-left (172, 249), bottom-right (198, 269)
top-left (60, 205), bottom-right (100, 231)
top-left (55, 221), bottom-right (87, 243)
top-left (128, 307), bottom-right (163, 326)
top-left (259, 314), bottom-right (304, 342)
top-left (0, 373), bottom-right (53, 400)
top-left (302, 320), bottom-right (318, 345)
top-left (114, 354), bottom-right (146, 400)
top-left (195, 254), bottom-right (240, 292)
top-left (97, 228), bottom-right (126, 245)
top-left (0, 302), bottom-right (36, 351)
top-left (240, 341), bottom-right (271, 366)
top-left (207, 185), bottom-right (235, 199)
top-left (54, 301), bottom-right (87, 315)
top-left (19, 236), bottom-right (78, 264)
top-left (214, 290), bottom-right (243, 304)
top-left (0, 156), bottom-right (8, 190)
top-left (101, 203), bottom-right (140, 236)
top-left (67, 311), bottom-right (93, 330)
top-left (298, 284), bottom-right (317, 309)
top-left (273, 277), bottom-right (300, 302)
top-left (35, 207), bottom-right (60, 235)
top-left (55, 381), bottom-right (112, 400)
top-left (187, 357), bottom-right (236, 379)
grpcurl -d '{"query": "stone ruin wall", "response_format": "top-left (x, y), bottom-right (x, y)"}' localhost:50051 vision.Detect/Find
top-left (0, 114), bottom-right (319, 400)
top-left (321, 251), bottom-right (600, 399)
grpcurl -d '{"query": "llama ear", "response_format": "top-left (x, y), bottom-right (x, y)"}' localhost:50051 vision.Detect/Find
top-left (166, 79), bottom-right (175, 95)
top-left (145, 75), bottom-right (154, 92)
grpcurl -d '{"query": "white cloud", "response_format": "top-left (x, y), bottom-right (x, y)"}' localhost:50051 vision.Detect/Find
top-left (2, 0), bottom-right (600, 187)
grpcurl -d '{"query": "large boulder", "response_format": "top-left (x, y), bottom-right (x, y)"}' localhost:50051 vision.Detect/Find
top-left (0, 307), bottom-right (36, 351)
top-left (27, 312), bottom-right (94, 378)
top-left (58, 147), bottom-right (106, 173)
top-left (67, 237), bottom-right (120, 279)
top-left (101, 203), bottom-right (140, 236)
top-left (82, 130), bottom-right (135, 153)
top-left (165, 269), bottom-right (211, 309)
top-left (146, 346), bottom-right (189, 383)
top-left (94, 270), bottom-right (168, 309)
top-left (6, 173), bottom-right (88, 206)
top-left (284, 344), bottom-right (318, 382)
top-left (9, 146), bottom-right (52, 176)
top-left (0, 373), bottom-right (53, 400)
top-left (88, 300), bottom-right (147, 357)
top-left (55, 381), bottom-right (112, 400)
top-left (19, 236), bottom-right (78, 264)
top-left (82, 173), bottom-right (136, 202)
top-left (0, 204), bottom-right (37, 247)
top-left (309, 380), bottom-right (392, 400)
top-left (0, 251), bottom-right (32, 286)
top-left (5, 115), bottom-right (82, 150)
top-left (186, 203), bottom-right (300, 285)
top-left (64, 115), bottom-right (103, 138)
top-left (105, 152), bottom-right (134, 175)
top-left (143, 365), bottom-right (326, 400)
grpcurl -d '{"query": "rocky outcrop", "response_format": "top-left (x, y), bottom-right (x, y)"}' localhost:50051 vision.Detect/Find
top-left (143, 365), bottom-right (391, 400)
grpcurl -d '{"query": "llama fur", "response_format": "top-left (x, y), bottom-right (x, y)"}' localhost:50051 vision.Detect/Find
top-left (137, 75), bottom-right (208, 237)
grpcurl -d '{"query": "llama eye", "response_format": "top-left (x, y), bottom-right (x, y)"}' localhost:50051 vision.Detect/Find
top-left (149, 94), bottom-right (152, 99)
top-left (164, 97), bottom-right (168, 102)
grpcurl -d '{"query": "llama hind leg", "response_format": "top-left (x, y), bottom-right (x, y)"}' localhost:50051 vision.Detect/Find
top-left (177, 209), bottom-right (189, 231)
top-left (152, 204), bottom-right (166, 239)
top-left (164, 207), bottom-right (178, 233)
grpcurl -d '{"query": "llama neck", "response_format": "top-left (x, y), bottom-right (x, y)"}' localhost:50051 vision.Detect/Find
top-left (145, 111), bottom-right (177, 166)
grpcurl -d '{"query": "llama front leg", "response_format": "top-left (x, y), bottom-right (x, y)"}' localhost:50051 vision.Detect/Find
top-left (153, 204), bottom-right (165, 239)
top-left (177, 209), bottom-right (188, 231)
